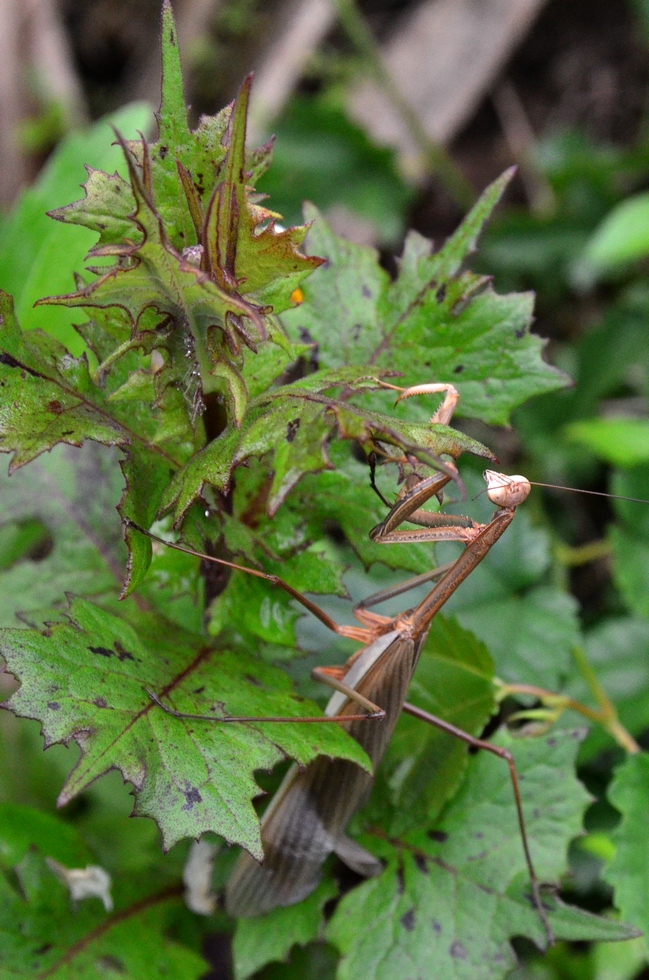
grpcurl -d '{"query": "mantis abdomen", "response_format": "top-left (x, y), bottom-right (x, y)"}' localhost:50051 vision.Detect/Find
top-left (225, 630), bottom-right (420, 916)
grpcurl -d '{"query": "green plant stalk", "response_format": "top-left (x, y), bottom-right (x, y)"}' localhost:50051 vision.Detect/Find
top-left (554, 538), bottom-right (612, 567)
top-left (497, 665), bottom-right (639, 755)
top-left (332, 0), bottom-right (475, 208)
top-left (571, 645), bottom-right (640, 754)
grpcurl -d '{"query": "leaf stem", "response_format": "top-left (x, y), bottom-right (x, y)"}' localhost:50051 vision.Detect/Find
top-left (92, 338), bottom-right (141, 382)
top-left (497, 660), bottom-right (640, 755)
top-left (332, 0), bottom-right (475, 209)
top-left (554, 539), bottom-right (612, 567)
top-left (571, 645), bottom-right (640, 754)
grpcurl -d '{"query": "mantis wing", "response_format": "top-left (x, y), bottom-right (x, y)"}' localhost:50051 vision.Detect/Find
top-left (225, 630), bottom-right (421, 917)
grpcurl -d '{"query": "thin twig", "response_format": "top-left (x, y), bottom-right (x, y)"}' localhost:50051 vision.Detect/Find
top-left (332, 0), bottom-right (475, 208)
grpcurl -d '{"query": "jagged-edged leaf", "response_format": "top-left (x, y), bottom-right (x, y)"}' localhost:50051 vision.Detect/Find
top-left (0, 293), bottom-right (183, 589)
top-left (232, 879), bottom-right (337, 980)
top-left (0, 102), bottom-right (153, 356)
top-left (282, 173), bottom-right (568, 425)
top-left (327, 730), bottom-right (593, 980)
top-left (0, 291), bottom-right (126, 469)
top-left (45, 5), bottom-right (320, 410)
top-left (605, 752), bottom-right (649, 940)
top-left (160, 369), bottom-right (494, 526)
top-left (0, 290), bottom-right (186, 468)
top-left (0, 597), bottom-right (369, 853)
top-left (0, 443), bottom-right (124, 628)
top-left (41, 134), bottom-right (271, 421)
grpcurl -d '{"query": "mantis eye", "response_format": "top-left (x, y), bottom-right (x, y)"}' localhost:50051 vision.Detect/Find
top-left (484, 470), bottom-right (532, 507)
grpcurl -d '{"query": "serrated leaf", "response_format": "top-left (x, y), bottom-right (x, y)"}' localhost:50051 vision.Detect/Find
top-left (327, 730), bottom-right (592, 980)
top-left (0, 597), bottom-right (369, 853)
top-left (605, 752), bottom-right (649, 944)
top-left (41, 135), bottom-right (270, 419)
top-left (232, 879), bottom-right (337, 980)
top-left (161, 370), bottom-right (494, 524)
top-left (282, 174), bottom-right (568, 425)
top-left (0, 102), bottom-right (153, 357)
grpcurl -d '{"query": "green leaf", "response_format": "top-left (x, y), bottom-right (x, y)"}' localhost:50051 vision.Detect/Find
top-left (566, 418), bottom-right (649, 467)
top-left (442, 503), bottom-right (580, 689)
top-left (0, 850), bottom-right (207, 979)
top-left (161, 370), bottom-right (494, 525)
top-left (327, 730), bottom-right (592, 979)
top-left (0, 597), bottom-right (369, 853)
top-left (0, 443), bottom-right (124, 628)
top-left (0, 103), bottom-right (153, 357)
top-left (282, 174), bottom-right (569, 425)
top-left (232, 879), bottom-right (337, 980)
top-left (606, 753), bottom-right (649, 944)
top-left (583, 193), bottom-right (649, 272)
top-left (0, 803), bottom-right (92, 869)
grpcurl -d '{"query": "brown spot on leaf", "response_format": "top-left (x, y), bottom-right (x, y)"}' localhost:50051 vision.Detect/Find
top-left (436, 284), bottom-right (447, 302)
top-left (362, 285), bottom-right (372, 298)
top-left (428, 829), bottom-right (448, 843)
top-left (159, 145), bottom-right (168, 160)
top-left (96, 954), bottom-right (126, 973)
top-left (432, 920), bottom-right (441, 934)
top-left (1, 352), bottom-right (40, 377)
top-left (453, 364), bottom-right (464, 374)
top-left (47, 701), bottom-right (60, 711)
top-left (182, 785), bottom-right (202, 811)
top-left (34, 944), bottom-right (53, 956)
top-left (89, 645), bottom-right (113, 658)
top-left (286, 418), bottom-right (300, 443)
top-left (450, 941), bottom-right (467, 959)
top-left (47, 400), bottom-right (63, 414)
top-left (414, 854), bottom-right (429, 874)
top-left (401, 908), bottom-right (416, 931)
top-left (114, 641), bottom-right (134, 662)
top-left (94, 697), bottom-right (108, 708)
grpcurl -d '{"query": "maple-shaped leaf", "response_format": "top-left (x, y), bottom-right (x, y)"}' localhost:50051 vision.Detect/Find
top-left (0, 291), bottom-right (185, 588)
top-left (43, 2), bottom-right (321, 426)
top-left (282, 170), bottom-right (569, 426)
top-left (41, 131), bottom-right (271, 420)
top-left (325, 729), bottom-right (625, 979)
top-left (0, 597), bottom-right (369, 852)
top-left (159, 368), bottom-right (495, 529)
top-left (0, 290), bottom-right (127, 470)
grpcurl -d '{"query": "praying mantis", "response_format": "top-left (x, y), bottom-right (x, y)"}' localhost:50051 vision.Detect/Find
top-left (133, 383), bottom-right (556, 940)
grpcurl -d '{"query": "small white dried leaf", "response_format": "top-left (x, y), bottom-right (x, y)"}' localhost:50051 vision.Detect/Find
top-left (183, 838), bottom-right (217, 915)
top-left (46, 857), bottom-right (113, 911)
